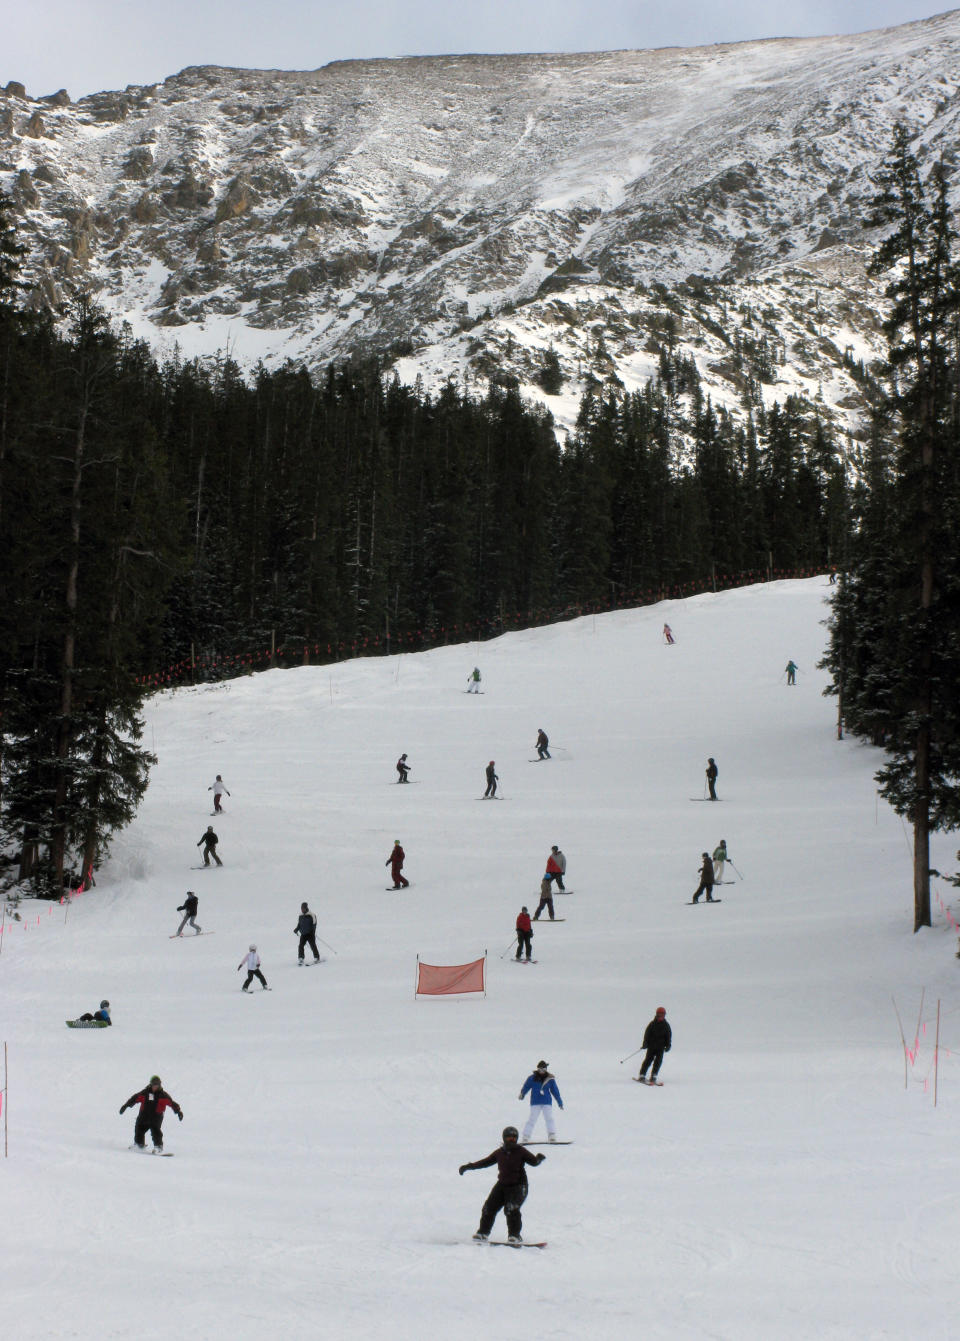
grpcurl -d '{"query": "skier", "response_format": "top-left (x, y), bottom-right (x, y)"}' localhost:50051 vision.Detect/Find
top-left (636, 1007), bottom-right (672, 1084)
top-left (238, 944), bottom-right (269, 991)
top-left (467, 667), bottom-right (482, 694)
top-left (663, 623), bottom-right (675, 645)
top-left (208, 774), bottom-right (231, 812)
top-left (197, 825), bottom-right (223, 866)
top-left (75, 1000), bottom-right (111, 1025)
top-left (519, 1060), bottom-right (564, 1142)
top-left (712, 840), bottom-right (729, 884)
top-left (295, 901), bottom-right (321, 964)
top-left (533, 876), bottom-right (554, 922)
top-left (545, 846), bottom-right (566, 891)
top-left (705, 757), bottom-right (718, 801)
top-left (515, 906), bottom-right (533, 962)
top-left (396, 753), bottom-right (411, 783)
top-left (386, 839), bottom-right (409, 888)
top-left (785, 660), bottom-right (798, 686)
top-left (692, 851), bottom-right (716, 903)
top-left (175, 891), bottom-right (201, 936)
top-left (484, 761), bottom-right (499, 799)
top-left (119, 1075), bottom-right (183, 1150)
top-left (459, 1126), bottom-right (546, 1244)
top-left (535, 728), bottom-right (551, 760)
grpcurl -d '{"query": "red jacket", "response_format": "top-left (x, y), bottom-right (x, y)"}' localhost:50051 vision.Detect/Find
top-left (388, 845), bottom-right (405, 869)
top-left (546, 855), bottom-right (562, 875)
top-left (516, 911), bottom-right (532, 933)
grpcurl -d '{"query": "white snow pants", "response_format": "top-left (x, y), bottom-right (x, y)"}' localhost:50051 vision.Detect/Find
top-left (522, 1104), bottom-right (556, 1141)
top-left (713, 860), bottom-right (725, 883)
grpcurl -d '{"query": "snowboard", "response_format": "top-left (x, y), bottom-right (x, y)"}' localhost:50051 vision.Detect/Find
top-left (385, 885), bottom-right (412, 891)
top-left (130, 1145), bottom-right (174, 1155)
top-left (169, 931), bottom-right (215, 938)
top-left (66, 1019), bottom-right (109, 1029)
top-left (463, 690), bottom-right (485, 694)
top-left (242, 986), bottom-right (273, 991)
top-left (483, 1240), bottom-right (546, 1249)
top-left (689, 797), bottom-right (723, 802)
top-left (476, 796), bottom-right (509, 800)
top-left (634, 1077), bottom-right (664, 1086)
top-left (532, 918), bottom-right (566, 923)
top-left (189, 864), bottom-right (223, 870)
top-left (553, 889), bottom-right (574, 895)
top-left (524, 1141), bottom-right (573, 1145)
top-left (686, 899), bottom-right (722, 905)
top-left (528, 758), bottom-right (552, 763)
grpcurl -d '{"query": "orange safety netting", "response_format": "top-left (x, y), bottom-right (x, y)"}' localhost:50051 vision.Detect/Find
top-left (416, 956), bottom-right (485, 997)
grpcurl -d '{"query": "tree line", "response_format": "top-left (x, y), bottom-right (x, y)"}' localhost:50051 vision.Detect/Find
top-left (0, 191), bottom-right (850, 894)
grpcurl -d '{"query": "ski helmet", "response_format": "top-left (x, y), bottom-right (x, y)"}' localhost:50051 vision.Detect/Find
top-left (502, 1126), bottom-right (519, 1141)
top-left (249, 943), bottom-right (257, 951)
top-left (655, 1006), bottom-right (666, 1017)
top-left (100, 1000), bottom-right (110, 1009)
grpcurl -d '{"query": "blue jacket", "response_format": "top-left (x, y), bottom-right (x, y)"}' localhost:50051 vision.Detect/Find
top-left (520, 1073), bottom-right (563, 1108)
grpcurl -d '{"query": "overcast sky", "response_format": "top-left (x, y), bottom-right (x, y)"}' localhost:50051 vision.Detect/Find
top-left (4, 2), bottom-right (953, 99)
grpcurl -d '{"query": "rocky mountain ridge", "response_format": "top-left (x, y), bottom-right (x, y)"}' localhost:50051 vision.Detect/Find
top-left (2, 9), bottom-right (960, 439)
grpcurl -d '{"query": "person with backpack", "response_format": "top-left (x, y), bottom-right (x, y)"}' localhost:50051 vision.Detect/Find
top-left (175, 891), bottom-right (201, 936)
top-left (459, 1126), bottom-right (546, 1244)
top-left (295, 902), bottom-right (321, 964)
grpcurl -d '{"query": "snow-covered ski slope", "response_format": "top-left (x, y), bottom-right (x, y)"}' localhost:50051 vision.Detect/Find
top-left (4, 578), bottom-right (959, 1341)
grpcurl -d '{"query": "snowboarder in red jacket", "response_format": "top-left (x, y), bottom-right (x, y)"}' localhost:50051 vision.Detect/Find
top-left (387, 840), bottom-right (409, 888)
top-left (119, 1076), bottom-right (183, 1151)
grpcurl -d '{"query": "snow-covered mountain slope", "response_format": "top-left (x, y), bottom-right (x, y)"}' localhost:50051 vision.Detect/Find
top-left (2, 11), bottom-right (960, 437)
top-left (4, 579), bottom-right (959, 1340)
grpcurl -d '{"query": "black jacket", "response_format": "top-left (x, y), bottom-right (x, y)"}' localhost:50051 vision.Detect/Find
top-left (462, 1144), bottom-right (544, 1185)
top-left (198, 830), bottom-right (218, 849)
top-left (296, 912), bottom-right (317, 936)
top-left (642, 1018), bottom-right (672, 1051)
top-left (178, 894), bottom-right (198, 915)
top-left (121, 1086), bottom-right (182, 1120)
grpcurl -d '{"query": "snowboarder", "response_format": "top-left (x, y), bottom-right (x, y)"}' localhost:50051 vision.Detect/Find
top-left (197, 826), bottom-right (223, 866)
top-left (119, 1075), bottom-right (183, 1150)
top-left (175, 891), bottom-right (201, 936)
top-left (545, 846), bottom-right (566, 891)
top-left (484, 761), bottom-right (499, 798)
top-left (467, 667), bottom-right (482, 694)
top-left (238, 944), bottom-right (269, 991)
top-left (636, 1007), bottom-right (672, 1084)
top-left (519, 1061), bottom-right (564, 1142)
top-left (396, 753), bottom-right (411, 783)
top-left (692, 852), bottom-right (716, 903)
top-left (535, 728), bottom-right (551, 760)
top-left (705, 757), bottom-right (718, 801)
top-left (785, 660), bottom-right (798, 685)
top-left (208, 774), bottom-right (231, 812)
top-left (459, 1126), bottom-right (546, 1243)
top-left (386, 839), bottom-right (409, 888)
top-left (663, 623), bottom-right (675, 645)
top-left (295, 902), bottom-right (321, 963)
top-left (515, 906), bottom-right (533, 962)
top-left (711, 840), bottom-right (728, 884)
top-left (533, 877), bottom-right (554, 922)
top-left (75, 1000), bottom-right (111, 1025)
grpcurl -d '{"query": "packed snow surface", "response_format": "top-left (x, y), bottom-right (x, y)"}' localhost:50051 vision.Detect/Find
top-left (4, 579), bottom-right (959, 1340)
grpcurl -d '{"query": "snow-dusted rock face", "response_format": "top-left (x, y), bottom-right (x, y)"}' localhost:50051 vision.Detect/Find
top-left (2, 10), bottom-right (959, 436)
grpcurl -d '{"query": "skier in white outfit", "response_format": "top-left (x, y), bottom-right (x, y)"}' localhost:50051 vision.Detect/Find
top-left (238, 945), bottom-right (268, 991)
top-left (518, 1061), bottom-right (564, 1142)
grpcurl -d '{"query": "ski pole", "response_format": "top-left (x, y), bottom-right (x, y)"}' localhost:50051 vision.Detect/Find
top-left (619, 1046), bottom-right (644, 1064)
top-left (499, 936), bottom-right (519, 959)
top-left (317, 936), bottom-right (338, 955)
top-left (729, 861), bottom-right (744, 880)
